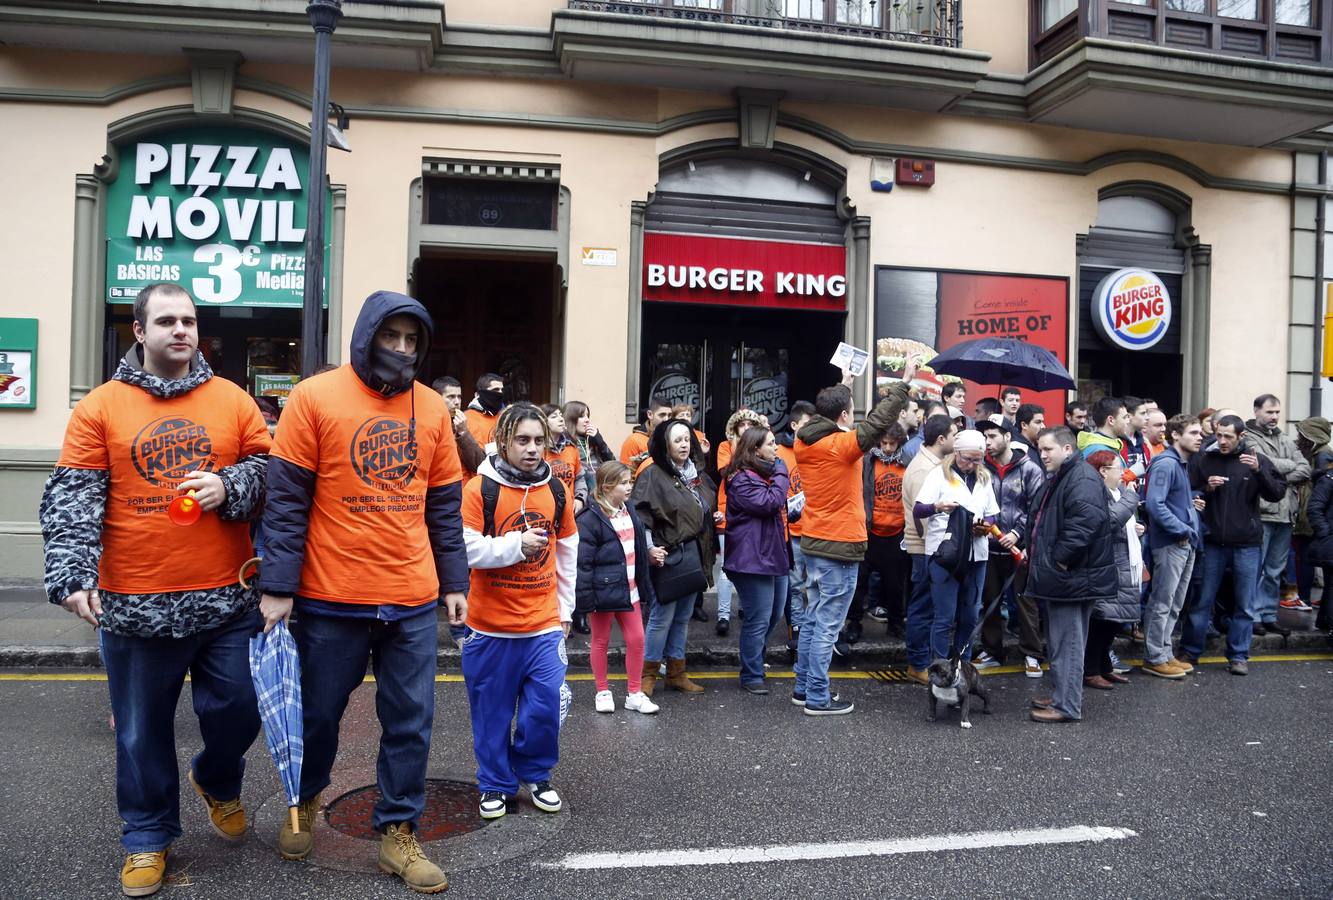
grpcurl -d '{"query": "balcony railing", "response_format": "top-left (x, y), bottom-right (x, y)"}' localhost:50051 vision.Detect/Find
top-left (567, 1), bottom-right (963, 48)
top-left (1031, 0), bottom-right (1333, 68)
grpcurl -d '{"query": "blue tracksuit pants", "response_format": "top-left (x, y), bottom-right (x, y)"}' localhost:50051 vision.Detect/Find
top-left (460, 629), bottom-right (567, 795)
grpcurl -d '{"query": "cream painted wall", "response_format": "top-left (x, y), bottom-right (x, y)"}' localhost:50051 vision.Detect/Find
top-left (0, 61), bottom-right (1297, 452)
top-left (962, 0), bottom-right (1030, 75)
top-left (445, 0), bottom-right (559, 29)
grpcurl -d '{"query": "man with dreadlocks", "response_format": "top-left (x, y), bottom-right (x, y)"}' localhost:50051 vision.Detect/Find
top-left (258, 291), bottom-right (467, 894)
top-left (461, 403), bottom-right (579, 822)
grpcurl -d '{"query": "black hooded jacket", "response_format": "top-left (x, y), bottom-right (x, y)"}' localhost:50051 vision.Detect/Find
top-left (257, 291), bottom-right (469, 608)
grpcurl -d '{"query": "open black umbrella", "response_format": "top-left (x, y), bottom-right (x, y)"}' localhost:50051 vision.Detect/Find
top-left (924, 338), bottom-right (1075, 392)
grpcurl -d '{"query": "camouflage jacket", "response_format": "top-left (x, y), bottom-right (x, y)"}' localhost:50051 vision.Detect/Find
top-left (39, 348), bottom-right (268, 638)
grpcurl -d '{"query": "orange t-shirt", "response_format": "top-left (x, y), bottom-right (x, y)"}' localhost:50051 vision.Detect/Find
top-left (546, 443), bottom-right (582, 500)
top-left (620, 430), bottom-right (649, 466)
top-left (794, 428), bottom-right (867, 544)
top-left (270, 366), bottom-right (462, 606)
top-left (463, 408), bottom-right (498, 485)
top-left (463, 476), bottom-right (577, 634)
top-left (775, 443), bottom-right (804, 538)
top-left (870, 456), bottom-right (907, 537)
top-left (56, 377), bottom-right (271, 594)
top-left (715, 440), bottom-right (735, 532)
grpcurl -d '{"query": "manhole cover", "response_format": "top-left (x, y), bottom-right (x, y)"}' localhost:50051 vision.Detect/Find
top-left (326, 779), bottom-right (485, 841)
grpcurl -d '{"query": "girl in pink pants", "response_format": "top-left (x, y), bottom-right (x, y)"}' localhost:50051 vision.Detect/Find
top-left (574, 462), bottom-right (661, 714)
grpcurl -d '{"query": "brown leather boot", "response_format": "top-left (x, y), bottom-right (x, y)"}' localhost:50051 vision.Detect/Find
top-left (665, 658), bottom-right (704, 693)
top-left (641, 660), bottom-right (660, 697)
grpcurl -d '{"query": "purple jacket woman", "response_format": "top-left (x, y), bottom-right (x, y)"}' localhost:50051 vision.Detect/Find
top-left (722, 452), bottom-right (792, 693)
top-left (723, 460), bottom-right (793, 576)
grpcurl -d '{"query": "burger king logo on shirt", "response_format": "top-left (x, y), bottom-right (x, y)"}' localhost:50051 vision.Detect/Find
top-left (1092, 268), bottom-right (1172, 351)
top-left (350, 416), bottom-right (418, 490)
top-left (131, 416), bottom-right (216, 487)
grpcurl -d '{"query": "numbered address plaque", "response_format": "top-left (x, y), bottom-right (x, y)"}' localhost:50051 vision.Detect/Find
top-left (104, 126), bottom-right (331, 308)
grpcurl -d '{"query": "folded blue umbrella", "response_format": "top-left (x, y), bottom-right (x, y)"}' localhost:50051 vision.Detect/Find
top-left (249, 620), bottom-right (304, 834)
top-left (925, 338), bottom-right (1075, 391)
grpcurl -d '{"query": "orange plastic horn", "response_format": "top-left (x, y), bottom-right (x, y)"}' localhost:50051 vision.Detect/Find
top-left (167, 489), bottom-right (202, 526)
top-left (987, 523), bottom-right (1026, 561)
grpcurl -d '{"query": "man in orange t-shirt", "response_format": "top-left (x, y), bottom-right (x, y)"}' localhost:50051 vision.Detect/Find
top-left (620, 395), bottom-right (673, 468)
top-left (461, 404), bottom-right (578, 821)
top-left (257, 291), bottom-right (466, 892)
top-left (791, 359), bottom-right (915, 715)
top-left (855, 424), bottom-right (911, 640)
top-left (40, 283), bottom-right (270, 895)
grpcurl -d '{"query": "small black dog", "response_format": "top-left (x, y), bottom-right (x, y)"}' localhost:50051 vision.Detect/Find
top-left (926, 657), bottom-right (990, 728)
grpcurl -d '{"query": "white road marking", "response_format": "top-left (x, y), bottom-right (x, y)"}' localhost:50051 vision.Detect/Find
top-left (541, 826), bottom-right (1137, 870)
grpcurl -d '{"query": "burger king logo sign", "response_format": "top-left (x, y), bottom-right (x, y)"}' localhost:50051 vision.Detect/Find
top-left (1092, 268), bottom-right (1172, 351)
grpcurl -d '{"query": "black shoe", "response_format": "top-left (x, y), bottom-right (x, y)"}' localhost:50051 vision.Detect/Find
top-left (791, 691), bottom-right (839, 706)
top-left (1264, 621), bottom-right (1291, 638)
top-left (571, 613), bottom-right (591, 635)
top-left (692, 603), bottom-right (709, 622)
top-left (845, 622), bottom-right (863, 644)
top-left (868, 607), bottom-right (889, 622)
top-left (832, 638), bottom-right (851, 658)
top-left (1251, 622), bottom-right (1267, 636)
top-left (716, 618), bottom-right (730, 637)
top-left (803, 698), bottom-right (855, 716)
top-left (741, 682), bottom-right (769, 695)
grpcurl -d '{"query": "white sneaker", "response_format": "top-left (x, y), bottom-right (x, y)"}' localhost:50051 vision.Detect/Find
top-left (526, 782), bottom-right (562, 814)
top-left (624, 691), bottom-right (659, 715)
top-left (1025, 656), bottom-right (1043, 679)
top-left (594, 690), bottom-right (615, 713)
top-left (972, 652), bottom-right (1000, 670)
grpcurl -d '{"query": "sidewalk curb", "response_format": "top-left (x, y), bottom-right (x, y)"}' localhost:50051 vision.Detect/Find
top-left (2, 631), bottom-right (1327, 671)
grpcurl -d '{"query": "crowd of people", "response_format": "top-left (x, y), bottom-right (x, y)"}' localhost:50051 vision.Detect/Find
top-left (37, 281), bottom-right (1333, 897)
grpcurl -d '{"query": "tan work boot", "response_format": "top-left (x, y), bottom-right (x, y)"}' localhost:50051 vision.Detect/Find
top-left (664, 657), bottom-right (704, 693)
top-left (277, 794), bottom-right (321, 861)
top-left (641, 659), bottom-right (660, 697)
top-left (120, 849), bottom-right (168, 897)
top-left (187, 769), bottom-right (246, 842)
top-left (904, 666), bottom-right (929, 685)
top-left (379, 822), bottom-right (448, 894)
top-left (1143, 662), bottom-right (1186, 680)
top-left (1168, 657), bottom-right (1195, 674)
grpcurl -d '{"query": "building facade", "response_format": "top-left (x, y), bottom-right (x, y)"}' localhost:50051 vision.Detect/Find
top-left (1, 0), bottom-right (1331, 578)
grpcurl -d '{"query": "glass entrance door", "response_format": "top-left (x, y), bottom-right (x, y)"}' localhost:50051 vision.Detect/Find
top-left (729, 342), bottom-right (790, 432)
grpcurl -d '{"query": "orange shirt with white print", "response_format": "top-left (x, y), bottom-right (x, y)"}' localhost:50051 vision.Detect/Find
top-left (870, 456), bottom-right (907, 536)
top-left (270, 365), bottom-right (462, 606)
top-left (463, 475), bottom-right (578, 635)
top-left (794, 428), bottom-right (867, 544)
top-left (546, 442), bottom-right (582, 500)
top-left (620, 430), bottom-right (650, 466)
top-left (56, 376), bottom-right (271, 594)
top-left (775, 443), bottom-right (804, 538)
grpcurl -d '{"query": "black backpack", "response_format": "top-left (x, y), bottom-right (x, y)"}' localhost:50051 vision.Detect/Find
top-left (480, 475), bottom-right (566, 537)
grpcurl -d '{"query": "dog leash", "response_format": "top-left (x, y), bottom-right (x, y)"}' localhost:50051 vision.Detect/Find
top-left (949, 564), bottom-right (1022, 666)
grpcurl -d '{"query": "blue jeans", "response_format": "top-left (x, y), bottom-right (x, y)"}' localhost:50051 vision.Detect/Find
top-left (101, 609), bottom-right (262, 852)
top-left (716, 534), bottom-right (734, 619)
top-left (1195, 543), bottom-right (1262, 662)
top-left (461, 630), bottom-right (566, 795)
top-left (787, 537), bottom-right (809, 631)
top-left (928, 559), bottom-right (986, 661)
top-left (295, 608), bottom-right (438, 831)
top-left (1257, 522), bottom-right (1292, 624)
top-left (794, 555), bottom-right (858, 707)
top-left (906, 554), bottom-right (935, 670)
top-left (731, 571), bottom-right (788, 685)
top-left (645, 591), bottom-right (696, 660)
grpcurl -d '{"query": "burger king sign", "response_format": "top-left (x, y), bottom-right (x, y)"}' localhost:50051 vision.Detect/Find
top-left (1092, 268), bottom-right (1172, 351)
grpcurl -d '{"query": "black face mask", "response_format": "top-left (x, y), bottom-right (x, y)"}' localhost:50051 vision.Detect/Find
top-left (477, 388), bottom-right (504, 414)
top-left (371, 345), bottom-right (417, 392)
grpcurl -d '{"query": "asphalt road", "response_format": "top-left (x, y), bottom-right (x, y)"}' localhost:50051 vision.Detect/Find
top-left (1, 656), bottom-right (1329, 900)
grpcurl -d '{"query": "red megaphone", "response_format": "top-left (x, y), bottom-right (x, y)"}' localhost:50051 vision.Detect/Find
top-left (168, 490), bottom-right (202, 526)
top-left (987, 523), bottom-right (1026, 561)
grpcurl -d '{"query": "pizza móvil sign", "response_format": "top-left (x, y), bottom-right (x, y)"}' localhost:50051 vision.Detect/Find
top-left (105, 127), bottom-right (330, 308)
top-left (1091, 268), bottom-right (1172, 351)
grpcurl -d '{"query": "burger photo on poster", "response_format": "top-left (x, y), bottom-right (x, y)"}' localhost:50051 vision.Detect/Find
top-left (876, 337), bottom-right (958, 399)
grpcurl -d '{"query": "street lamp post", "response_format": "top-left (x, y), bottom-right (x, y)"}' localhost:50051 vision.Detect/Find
top-left (301, 0), bottom-right (342, 377)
